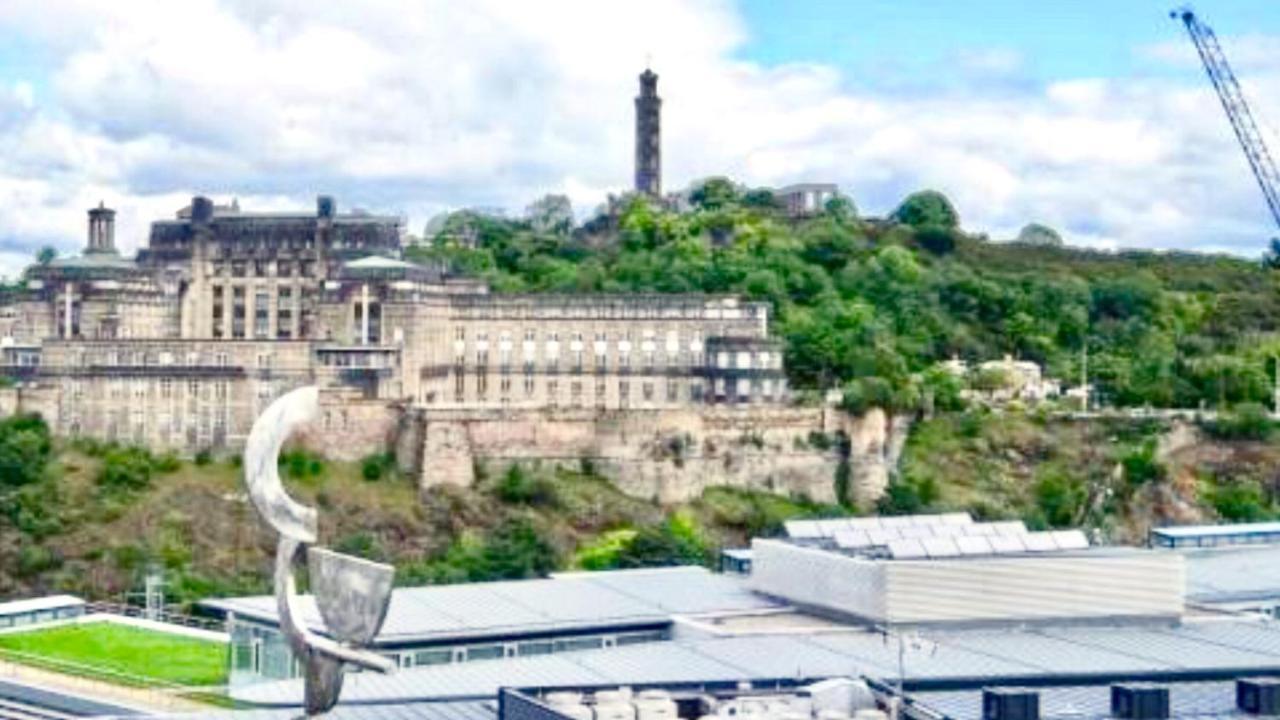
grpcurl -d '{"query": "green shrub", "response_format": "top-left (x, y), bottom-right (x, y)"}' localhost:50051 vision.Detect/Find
top-left (194, 450), bottom-right (213, 466)
top-left (877, 475), bottom-right (939, 515)
top-left (1205, 403), bottom-right (1275, 441)
top-left (17, 545), bottom-right (62, 578)
top-left (279, 448), bottom-right (325, 481)
top-left (360, 452), bottom-right (396, 482)
top-left (1210, 480), bottom-right (1270, 522)
top-left (152, 452), bottom-right (182, 474)
top-left (573, 529), bottom-right (639, 570)
top-left (914, 225), bottom-right (956, 255)
top-left (334, 531), bottom-right (388, 562)
top-left (493, 465), bottom-right (559, 507)
top-left (97, 447), bottom-right (156, 492)
top-left (0, 414), bottom-right (52, 488)
top-left (1033, 468), bottom-right (1086, 528)
top-left (397, 517), bottom-right (560, 585)
top-left (1120, 441), bottom-right (1165, 490)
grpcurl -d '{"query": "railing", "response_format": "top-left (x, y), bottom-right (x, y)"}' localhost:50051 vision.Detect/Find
top-left (84, 602), bottom-right (226, 634)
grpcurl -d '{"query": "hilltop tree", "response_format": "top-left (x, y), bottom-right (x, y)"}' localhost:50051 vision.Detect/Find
top-left (689, 177), bottom-right (740, 210)
top-left (1017, 223), bottom-right (1064, 247)
top-left (825, 195), bottom-right (857, 222)
top-left (525, 194), bottom-right (575, 235)
top-left (892, 190), bottom-right (959, 229)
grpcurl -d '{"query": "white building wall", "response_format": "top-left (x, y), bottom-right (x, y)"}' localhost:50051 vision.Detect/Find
top-left (884, 553), bottom-right (1185, 623)
top-left (749, 540), bottom-right (886, 620)
top-left (749, 540), bottom-right (1185, 625)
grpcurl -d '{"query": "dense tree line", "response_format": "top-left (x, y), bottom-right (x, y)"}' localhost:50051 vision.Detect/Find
top-left (411, 183), bottom-right (1280, 413)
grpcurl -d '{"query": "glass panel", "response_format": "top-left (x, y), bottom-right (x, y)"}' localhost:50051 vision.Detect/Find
top-left (554, 636), bottom-right (604, 653)
top-left (463, 645), bottom-right (504, 661)
top-left (413, 649), bottom-right (453, 666)
top-left (518, 641), bottom-right (555, 656)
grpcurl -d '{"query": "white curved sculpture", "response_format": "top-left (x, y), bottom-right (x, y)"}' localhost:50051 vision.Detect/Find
top-left (244, 386), bottom-right (395, 716)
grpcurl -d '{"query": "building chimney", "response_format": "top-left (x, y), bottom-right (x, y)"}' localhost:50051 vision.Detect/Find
top-left (86, 201), bottom-right (116, 254)
top-left (317, 195), bottom-right (336, 219)
top-left (190, 196), bottom-right (214, 224)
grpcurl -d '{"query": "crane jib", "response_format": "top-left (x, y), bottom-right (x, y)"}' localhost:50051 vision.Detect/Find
top-left (1173, 8), bottom-right (1280, 236)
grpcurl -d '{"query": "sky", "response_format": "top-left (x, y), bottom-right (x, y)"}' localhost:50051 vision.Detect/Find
top-left (0, 0), bottom-right (1279, 278)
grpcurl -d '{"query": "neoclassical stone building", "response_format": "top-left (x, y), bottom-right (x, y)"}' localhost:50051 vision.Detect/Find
top-left (0, 197), bottom-right (787, 453)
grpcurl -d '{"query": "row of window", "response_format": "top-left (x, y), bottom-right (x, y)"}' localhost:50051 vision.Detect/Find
top-left (450, 304), bottom-right (762, 321)
top-left (69, 378), bottom-right (234, 401)
top-left (211, 259), bottom-right (319, 279)
top-left (212, 286), bottom-right (312, 340)
top-left (436, 377), bottom-right (781, 405)
top-left (230, 628), bottom-right (666, 680)
top-left (76, 350), bottom-right (280, 368)
top-left (0, 605), bottom-right (83, 629)
top-left (457, 352), bottom-right (707, 372)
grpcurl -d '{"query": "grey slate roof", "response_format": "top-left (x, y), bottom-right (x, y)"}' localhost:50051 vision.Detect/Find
top-left (231, 618), bottom-right (1280, 707)
top-left (202, 567), bottom-right (779, 645)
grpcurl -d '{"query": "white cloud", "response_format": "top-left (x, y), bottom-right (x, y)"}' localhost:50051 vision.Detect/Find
top-left (0, 0), bottom-right (1277, 280)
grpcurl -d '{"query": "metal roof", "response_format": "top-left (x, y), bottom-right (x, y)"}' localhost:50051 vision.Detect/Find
top-left (125, 699), bottom-right (496, 720)
top-left (1184, 545), bottom-right (1280, 604)
top-left (1153, 522), bottom-right (1280, 539)
top-left (0, 594), bottom-right (83, 617)
top-left (202, 567), bottom-right (778, 645)
top-left (913, 681), bottom-right (1248, 720)
top-left (231, 618), bottom-right (1280, 707)
top-left (0, 677), bottom-right (141, 717)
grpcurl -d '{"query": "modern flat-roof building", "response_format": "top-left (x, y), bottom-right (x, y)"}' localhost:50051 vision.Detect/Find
top-left (762, 513), bottom-right (1183, 626)
top-left (1151, 521), bottom-right (1280, 549)
top-left (0, 595), bottom-right (84, 630)
top-left (200, 567), bottom-right (780, 687)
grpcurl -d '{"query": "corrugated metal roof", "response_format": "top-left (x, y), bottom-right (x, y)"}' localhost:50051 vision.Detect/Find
top-left (204, 568), bottom-right (776, 644)
top-left (0, 594), bottom-right (83, 617)
top-left (232, 619), bottom-right (1280, 708)
top-left (1153, 522), bottom-right (1280, 539)
top-left (913, 681), bottom-right (1246, 720)
top-left (1184, 545), bottom-right (1280, 603)
top-left (128, 699), bottom-right (496, 720)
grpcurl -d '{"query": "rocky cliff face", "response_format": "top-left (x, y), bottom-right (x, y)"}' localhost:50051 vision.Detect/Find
top-left (405, 405), bottom-right (909, 506)
top-left (836, 407), bottom-right (915, 504)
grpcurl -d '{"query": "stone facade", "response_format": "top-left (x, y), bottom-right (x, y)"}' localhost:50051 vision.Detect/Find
top-left (409, 405), bottom-right (907, 506)
top-left (0, 197), bottom-right (788, 460)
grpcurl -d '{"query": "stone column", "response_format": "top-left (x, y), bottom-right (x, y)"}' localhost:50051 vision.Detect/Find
top-left (360, 284), bottom-right (370, 346)
top-left (63, 282), bottom-right (73, 338)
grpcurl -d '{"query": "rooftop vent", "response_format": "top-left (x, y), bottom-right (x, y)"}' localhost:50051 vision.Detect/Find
top-left (1237, 679), bottom-right (1280, 716)
top-left (1111, 684), bottom-right (1169, 720)
top-left (983, 689), bottom-right (1039, 720)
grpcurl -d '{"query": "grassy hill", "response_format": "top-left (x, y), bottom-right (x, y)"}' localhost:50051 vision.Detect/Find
top-left (0, 419), bottom-right (836, 605)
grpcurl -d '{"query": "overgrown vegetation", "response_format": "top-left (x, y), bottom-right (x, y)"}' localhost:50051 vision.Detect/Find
top-left (890, 409), bottom-right (1280, 539)
top-left (412, 184), bottom-right (1280, 413)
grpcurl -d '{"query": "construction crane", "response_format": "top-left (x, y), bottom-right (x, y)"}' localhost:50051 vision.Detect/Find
top-left (1171, 7), bottom-right (1280, 240)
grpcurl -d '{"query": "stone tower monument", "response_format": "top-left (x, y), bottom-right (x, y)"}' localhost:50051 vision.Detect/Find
top-left (635, 69), bottom-right (662, 197)
top-left (86, 202), bottom-right (116, 254)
